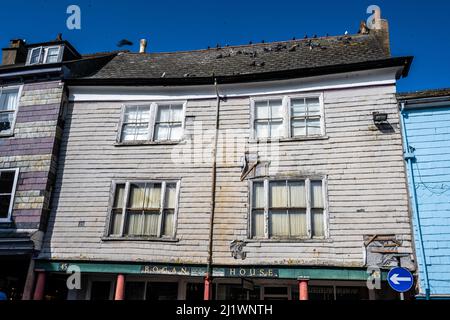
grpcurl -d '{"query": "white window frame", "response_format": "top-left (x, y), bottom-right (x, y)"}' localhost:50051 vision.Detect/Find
top-left (0, 168), bottom-right (20, 222)
top-left (107, 180), bottom-right (180, 239)
top-left (250, 93), bottom-right (325, 140)
top-left (0, 85), bottom-right (22, 137)
top-left (248, 176), bottom-right (328, 240)
top-left (26, 45), bottom-right (63, 65)
top-left (43, 46), bottom-right (63, 64)
top-left (118, 102), bottom-right (186, 143)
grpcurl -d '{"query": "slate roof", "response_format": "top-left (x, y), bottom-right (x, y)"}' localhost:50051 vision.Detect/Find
top-left (80, 32), bottom-right (408, 83)
top-left (397, 88), bottom-right (450, 101)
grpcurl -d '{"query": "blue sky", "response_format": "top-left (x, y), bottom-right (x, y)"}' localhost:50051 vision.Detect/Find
top-left (0, 0), bottom-right (449, 92)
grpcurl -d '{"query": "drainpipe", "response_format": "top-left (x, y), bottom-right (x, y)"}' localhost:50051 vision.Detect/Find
top-left (400, 102), bottom-right (431, 300)
top-left (205, 78), bottom-right (221, 300)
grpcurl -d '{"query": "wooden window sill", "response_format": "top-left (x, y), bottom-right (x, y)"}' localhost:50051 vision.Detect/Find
top-left (245, 238), bottom-right (332, 243)
top-left (249, 136), bottom-right (329, 143)
top-left (101, 236), bottom-right (179, 242)
top-left (114, 140), bottom-right (186, 147)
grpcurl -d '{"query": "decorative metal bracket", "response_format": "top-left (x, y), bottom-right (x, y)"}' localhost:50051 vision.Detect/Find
top-left (230, 240), bottom-right (247, 260)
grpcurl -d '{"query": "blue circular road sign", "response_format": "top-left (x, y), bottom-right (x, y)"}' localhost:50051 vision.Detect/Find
top-left (387, 267), bottom-right (414, 293)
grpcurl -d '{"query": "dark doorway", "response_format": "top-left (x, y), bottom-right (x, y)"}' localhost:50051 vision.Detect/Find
top-left (0, 255), bottom-right (30, 300)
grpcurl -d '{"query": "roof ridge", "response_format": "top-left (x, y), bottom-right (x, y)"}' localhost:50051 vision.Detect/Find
top-left (122, 32), bottom-right (369, 55)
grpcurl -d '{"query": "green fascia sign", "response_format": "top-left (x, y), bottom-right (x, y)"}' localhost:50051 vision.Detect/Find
top-left (35, 261), bottom-right (387, 281)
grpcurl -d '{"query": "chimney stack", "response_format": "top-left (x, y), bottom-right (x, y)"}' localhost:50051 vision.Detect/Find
top-left (2, 39), bottom-right (27, 65)
top-left (368, 6), bottom-right (390, 55)
top-left (139, 39), bottom-right (147, 53)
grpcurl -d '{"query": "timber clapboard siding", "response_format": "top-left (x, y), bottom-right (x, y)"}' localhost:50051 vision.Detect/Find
top-left (40, 83), bottom-right (413, 268)
top-left (403, 105), bottom-right (450, 295)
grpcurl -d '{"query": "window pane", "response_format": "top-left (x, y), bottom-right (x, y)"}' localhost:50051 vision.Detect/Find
top-left (306, 98), bottom-right (320, 116)
top-left (142, 211), bottom-right (160, 236)
top-left (311, 181), bottom-right (324, 208)
top-left (288, 181), bottom-right (306, 207)
top-left (46, 48), bottom-right (60, 63)
top-left (255, 101), bottom-right (268, 119)
top-left (291, 119), bottom-right (306, 136)
top-left (113, 184), bottom-right (125, 208)
top-left (121, 124), bottom-right (149, 141)
top-left (30, 48), bottom-right (41, 64)
top-left (128, 183), bottom-right (145, 209)
top-left (269, 120), bottom-right (284, 138)
top-left (163, 209), bottom-right (174, 236)
top-left (307, 118), bottom-right (321, 135)
top-left (156, 105), bottom-right (170, 122)
top-left (255, 121), bottom-right (269, 138)
top-left (252, 182), bottom-right (264, 208)
top-left (0, 195), bottom-right (12, 219)
top-left (124, 106), bottom-right (150, 123)
top-left (270, 210), bottom-right (289, 237)
top-left (46, 55), bottom-right (59, 63)
top-left (110, 210), bottom-right (123, 235)
top-left (125, 211), bottom-right (143, 235)
top-left (143, 183), bottom-right (161, 209)
top-left (125, 282), bottom-right (145, 300)
top-left (252, 210), bottom-right (264, 238)
top-left (0, 170), bottom-right (15, 193)
top-left (269, 99), bottom-right (283, 118)
top-left (169, 124), bottom-right (183, 140)
top-left (154, 124), bottom-right (169, 140)
top-left (170, 105), bottom-right (183, 122)
top-left (165, 184), bottom-right (177, 209)
top-left (312, 209), bottom-right (324, 237)
top-left (269, 181), bottom-right (287, 208)
top-left (0, 113), bottom-right (14, 134)
top-left (291, 98), bottom-right (306, 116)
top-left (0, 91), bottom-right (18, 111)
top-left (290, 210), bottom-right (307, 237)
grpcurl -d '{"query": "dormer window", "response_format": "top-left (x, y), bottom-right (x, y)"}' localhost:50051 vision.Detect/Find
top-left (26, 45), bottom-right (62, 65)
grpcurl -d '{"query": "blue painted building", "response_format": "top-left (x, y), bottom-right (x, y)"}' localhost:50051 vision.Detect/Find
top-left (398, 89), bottom-right (450, 299)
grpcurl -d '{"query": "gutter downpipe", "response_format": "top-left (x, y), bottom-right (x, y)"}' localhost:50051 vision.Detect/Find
top-left (205, 78), bottom-right (221, 300)
top-left (400, 102), bottom-right (431, 300)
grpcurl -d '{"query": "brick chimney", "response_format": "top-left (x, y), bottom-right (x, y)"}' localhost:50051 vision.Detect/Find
top-left (368, 6), bottom-right (390, 56)
top-left (2, 39), bottom-right (27, 65)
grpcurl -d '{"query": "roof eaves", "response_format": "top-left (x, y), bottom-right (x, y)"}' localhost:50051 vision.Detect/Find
top-left (66, 56), bottom-right (413, 86)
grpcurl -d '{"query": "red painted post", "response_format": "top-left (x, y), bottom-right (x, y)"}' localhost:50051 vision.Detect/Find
top-left (32, 271), bottom-right (46, 300)
top-left (204, 275), bottom-right (212, 300)
top-left (298, 279), bottom-right (309, 300)
top-left (114, 274), bottom-right (125, 300)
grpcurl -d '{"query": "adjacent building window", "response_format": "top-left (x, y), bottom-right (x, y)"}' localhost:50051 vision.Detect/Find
top-left (0, 87), bottom-right (20, 136)
top-left (250, 178), bottom-right (327, 239)
top-left (0, 168), bottom-right (20, 222)
top-left (26, 46), bottom-right (62, 65)
top-left (108, 181), bottom-right (179, 238)
top-left (251, 94), bottom-right (324, 139)
top-left (119, 103), bottom-right (185, 143)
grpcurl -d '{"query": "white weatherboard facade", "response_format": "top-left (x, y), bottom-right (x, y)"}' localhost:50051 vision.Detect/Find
top-left (40, 67), bottom-right (413, 270)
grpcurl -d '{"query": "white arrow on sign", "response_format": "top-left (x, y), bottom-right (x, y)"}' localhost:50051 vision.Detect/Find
top-left (390, 273), bottom-right (411, 285)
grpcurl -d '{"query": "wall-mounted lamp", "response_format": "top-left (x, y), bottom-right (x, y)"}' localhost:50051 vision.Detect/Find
top-left (373, 112), bottom-right (388, 123)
